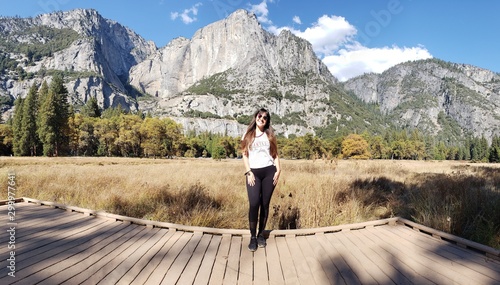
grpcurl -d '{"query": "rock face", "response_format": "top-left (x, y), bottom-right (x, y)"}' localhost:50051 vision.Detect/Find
top-left (0, 9), bottom-right (156, 113)
top-left (128, 9), bottom-right (338, 136)
top-left (342, 59), bottom-right (500, 140)
top-left (130, 10), bottom-right (335, 99)
top-left (1, 9), bottom-right (499, 141)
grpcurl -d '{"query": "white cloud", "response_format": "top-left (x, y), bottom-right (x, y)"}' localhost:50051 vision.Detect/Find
top-left (294, 15), bottom-right (357, 57)
top-left (258, 13), bottom-right (433, 81)
top-left (293, 16), bottom-right (301, 25)
top-left (249, 1), bottom-right (272, 25)
top-left (323, 46), bottom-right (432, 81)
top-left (171, 3), bottom-right (203, 24)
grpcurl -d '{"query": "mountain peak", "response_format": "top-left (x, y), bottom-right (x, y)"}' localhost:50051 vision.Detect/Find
top-left (228, 9), bottom-right (257, 20)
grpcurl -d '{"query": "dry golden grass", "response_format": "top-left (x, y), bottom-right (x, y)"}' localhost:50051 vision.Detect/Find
top-left (1, 157), bottom-right (499, 248)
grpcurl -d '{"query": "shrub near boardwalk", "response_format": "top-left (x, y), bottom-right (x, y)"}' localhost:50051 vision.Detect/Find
top-left (1, 157), bottom-right (499, 249)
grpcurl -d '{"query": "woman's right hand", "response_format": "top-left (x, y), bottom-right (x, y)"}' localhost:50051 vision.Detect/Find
top-left (247, 172), bottom-right (255, 186)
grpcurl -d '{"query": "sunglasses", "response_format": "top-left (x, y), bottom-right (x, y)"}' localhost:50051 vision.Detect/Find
top-left (257, 114), bottom-right (268, 120)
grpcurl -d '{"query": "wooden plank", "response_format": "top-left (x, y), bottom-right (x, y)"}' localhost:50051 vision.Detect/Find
top-left (100, 211), bottom-right (247, 236)
top-left (274, 236), bottom-right (299, 285)
top-left (354, 227), bottom-right (434, 285)
top-left (366, 226), bottom-right (459, 284)
top-left (17, 210), bottom-right (90, 232)
top-left (315, 233), bottom-right (361, 284)
top-left (143, 231), bottom-right (193, 285)
top-left (395, 225), bottom-right (500, 278)
top-left (348, 230), bottom-right (413, 284)
top-left (263, 235), bottom-right (284, 285)
top-left (0, 205), bottom-right (85, 240)
top-left (77, 226), bottom-right (152, 285)
top-left (306, 234), bottom-right (347, 285)
top-left (253, 237), bottom-right (270, 285)
top-left (21, 198), bottom-right (97, 216)
top-left (238, 236), bottom-right (253, 285)
top-left (0, 205), bottom-right (58, 225)
top-left (269, 218), bottom-right (395, 236)
top-left (43, 225), bottom-right (146, 284)
top-left (285, 235), bottom-right (315, 284)
top-left (129, 230), bottom-right (184, 284)
top-left (397, 218), bottom-right (500, 258)
top-left (326, 232), bottom-right (377, 284)
top-left (0, 217), bottom-right (116, 280)
top-left (208, 234), bottom-right (231, 285)
top-left (92, 227), bottom-right (161, 283)
top-left (335, 231), bottom-right (395, 284)
top-left (160, 232), bottom-right (203, 285)
top-left (296, 235), bottom-right (334, 285)
top-left (382, 225), bottom-right (500, 284)
top-left (193, 235), bottom-right (222, 285)
top-left (0, 211), bottom-right (95, 256)
top-left (176, 233), bottom-right (213, 285)
top-left (222, 235), bottom-right (241, 285)
top-left (4, 220), bottom-right (126, 284)
top-left (116, 229), bottom-right (177, 285)
top-left (0, 201), bottom-right (51, 214)
top-left (383, 225), bottom-right (484, 282)
top-left (96, 227), bottom-right (163, 284)
top-left (39, 221), bottom-right (130, 284)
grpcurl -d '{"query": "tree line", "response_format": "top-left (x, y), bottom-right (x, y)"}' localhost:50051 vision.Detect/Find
top-left (0, 74), bottom-right (499, 162)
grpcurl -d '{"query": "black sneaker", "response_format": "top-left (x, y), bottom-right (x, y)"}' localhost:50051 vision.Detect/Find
top-left (257, 235), bottom-right (266, 248)
top-left (248, 237), bottom-right (258, 252)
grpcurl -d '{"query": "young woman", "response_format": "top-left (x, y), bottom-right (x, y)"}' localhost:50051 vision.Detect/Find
top-left (241, 108), bottom-right (281, 251)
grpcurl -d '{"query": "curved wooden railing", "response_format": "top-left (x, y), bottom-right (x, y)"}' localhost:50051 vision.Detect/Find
top-left (2, 197), bottom-right (499, 260)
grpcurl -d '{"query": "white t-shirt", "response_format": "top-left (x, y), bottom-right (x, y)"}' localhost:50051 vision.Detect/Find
top-left (244, 132), bottom-right (275, 169)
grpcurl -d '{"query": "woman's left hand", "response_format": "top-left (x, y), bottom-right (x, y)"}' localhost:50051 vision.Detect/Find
top-left (273, 170), bottom-right (281, 185)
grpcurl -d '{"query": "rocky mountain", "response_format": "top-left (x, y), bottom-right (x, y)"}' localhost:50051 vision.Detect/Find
top-left (342, 59), bottom-right (500, 142)
top-left (128, 9), bottom-right (342, 137)
top-left (0, 9), bottom-right (156, 114)
top-left (1, 8), bottom-right (499, 142)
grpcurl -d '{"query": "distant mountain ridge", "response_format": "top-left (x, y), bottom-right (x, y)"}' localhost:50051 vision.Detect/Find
top-left (0, 8), bottom-right (499, 141)
top-left (343, 59), bottom-right (500, 141)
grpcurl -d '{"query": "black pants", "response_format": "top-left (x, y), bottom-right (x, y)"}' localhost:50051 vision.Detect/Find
top-left (246, 165), bottom-right (276, 237)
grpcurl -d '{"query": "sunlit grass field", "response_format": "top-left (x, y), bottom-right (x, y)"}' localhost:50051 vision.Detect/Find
top-left (1, 157), bottom-right (499, 249)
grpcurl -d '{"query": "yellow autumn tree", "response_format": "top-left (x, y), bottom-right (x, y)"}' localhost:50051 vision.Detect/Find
top-left (140, 117), bottom-right (168, 158)
top-left (116, 114), bottom-right (143, 157)
top-left (341, 134), bottom-right (371, 159)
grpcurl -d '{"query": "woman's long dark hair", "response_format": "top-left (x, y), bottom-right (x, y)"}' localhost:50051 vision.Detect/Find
top-left (241, 108), bottom-right (278, 158)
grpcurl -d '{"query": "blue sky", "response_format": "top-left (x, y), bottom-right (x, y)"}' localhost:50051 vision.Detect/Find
top-left (1, 0), bottom-right (499, 81)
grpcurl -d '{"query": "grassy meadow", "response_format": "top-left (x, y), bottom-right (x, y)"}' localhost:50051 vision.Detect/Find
top-left (1, 157), bottom-right (499, 249)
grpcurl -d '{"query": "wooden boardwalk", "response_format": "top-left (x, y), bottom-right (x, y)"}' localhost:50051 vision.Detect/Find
top-left (1, 198), bottom-right (499, 285)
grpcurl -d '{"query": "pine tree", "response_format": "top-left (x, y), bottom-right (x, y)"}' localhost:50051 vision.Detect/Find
top-left (0, 124), bottom-right (13, 155)
top-left (36, 74), bottom-right (71, 156)
top-left (479, 136), bottom-right (489, 161)
top-left (37, 86), bottom-right (58, 156)
top-left (81, 97), bottom-right (101, 118)
top-left (20, 82), bottom-right (40, 156)
top-left (489, 135), bottom-right (500, 163)
top-left (36, 81), bottom-right (47, 152)
top-left (12, 97), bottom-right (27, 156)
